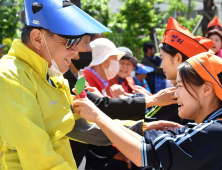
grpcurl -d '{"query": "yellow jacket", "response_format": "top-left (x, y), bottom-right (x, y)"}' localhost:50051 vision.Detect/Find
top-left (0, 39), bottom-right (77, 170)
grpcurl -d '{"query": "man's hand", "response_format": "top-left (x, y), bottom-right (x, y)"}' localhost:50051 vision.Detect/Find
top-left (109, 84), bottom-right (131, 98)
top-left (132, 85), bottom-right (152, 97)
top-left (85, 86), bottom-right (104, 98)
top-left (145, 87), bottom-right (178, 108)
top-left (144, 120), bottom-right (183, 131)
top-left (113, 152), bottom-right (132, 169)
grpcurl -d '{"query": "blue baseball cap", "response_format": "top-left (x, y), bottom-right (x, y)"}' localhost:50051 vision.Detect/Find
top-left (136, 63), bottom-right (154, 74)
top-left (24, 0), bottom-right (111, 39)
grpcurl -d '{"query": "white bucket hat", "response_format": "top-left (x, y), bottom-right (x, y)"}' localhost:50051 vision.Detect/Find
top-left (89, 38), bottom-right (125, 67)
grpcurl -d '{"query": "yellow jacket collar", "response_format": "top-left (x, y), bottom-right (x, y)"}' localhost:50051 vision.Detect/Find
top-left (8, 39), bottom-right (48, 80)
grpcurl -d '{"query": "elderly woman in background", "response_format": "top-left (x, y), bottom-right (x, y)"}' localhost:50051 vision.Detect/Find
top-left (83, 38), bottom-right (125, 96)
top-left (106, 47), bottom-right (138, 97)
top-left (106, 47), bottom-right (152, 98)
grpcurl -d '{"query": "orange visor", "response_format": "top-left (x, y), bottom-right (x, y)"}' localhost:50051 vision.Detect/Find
top-left (207, 16), bottom-right (222, 29)
top-left (187, 52), bottom-right (222, 100)
top-left (161, 17), bottom-right (214, 58)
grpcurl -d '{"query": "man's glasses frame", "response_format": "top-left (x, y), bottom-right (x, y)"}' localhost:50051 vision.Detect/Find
top-left (66, 38), bottom-right (82, 49)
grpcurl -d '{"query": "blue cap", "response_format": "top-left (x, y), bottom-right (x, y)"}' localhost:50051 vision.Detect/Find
top-left (24, 0), bottom-right (111, 39)
top-left (0, 44), bottom-right (5, 48)
top-left (136, 63), bottom-right (154, 74)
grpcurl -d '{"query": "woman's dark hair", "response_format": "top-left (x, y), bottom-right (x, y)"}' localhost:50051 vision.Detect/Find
top-left (206, 31), bottom-right (222, 41)
top-left (159, 43), bottom-right (189, 62)
top-left (143, 42), bottom-right (155, 53)
top-left (90, 33), bottom-right (105, 42)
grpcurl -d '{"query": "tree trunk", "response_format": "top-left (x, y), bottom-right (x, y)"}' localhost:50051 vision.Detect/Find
top-left (202, 0), bottom-right (214, 36)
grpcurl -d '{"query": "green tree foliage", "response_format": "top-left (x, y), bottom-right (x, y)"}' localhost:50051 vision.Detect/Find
top-left (105, 0), bottom-right (164, 59)
top-left (0, 0), bottom-right (23, 54)
top-left (0, 0), bottom-right (201, 58)
top-left (156, 0), bottom-right (201, 41)
top-left (81, 0), bottom-right (110, 26)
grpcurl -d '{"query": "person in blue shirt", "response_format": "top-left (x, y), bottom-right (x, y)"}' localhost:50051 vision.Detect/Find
top-left (141, 42), bottom-right (166, 93)
top-left (133, 63), bottom-right (154, 93)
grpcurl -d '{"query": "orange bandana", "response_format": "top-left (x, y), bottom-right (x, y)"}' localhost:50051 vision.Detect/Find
top-left (207, 16), bottom-right (222, 29)
top-left (162, 17), bottom-right (214, 58)
top-left (187, 52), bottom-right (222, 100)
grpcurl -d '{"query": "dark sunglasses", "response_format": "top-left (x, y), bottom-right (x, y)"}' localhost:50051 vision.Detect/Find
top-left (66, 38), bottom-right (82, 49)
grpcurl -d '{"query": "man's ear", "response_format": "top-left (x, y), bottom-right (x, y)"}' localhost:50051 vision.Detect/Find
top-left (30, 29), bottom-right (43, 51)
top-left (202, 82), bottom-right (214, 97)
top-left (174, 53), bottom-right (183, 66)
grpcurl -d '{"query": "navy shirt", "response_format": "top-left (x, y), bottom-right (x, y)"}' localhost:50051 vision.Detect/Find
top-left (142, 108), bottom-right (222, 170)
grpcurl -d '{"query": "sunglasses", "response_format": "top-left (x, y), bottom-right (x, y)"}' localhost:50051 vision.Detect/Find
top-left (66, 38), bottom-right (82, 49)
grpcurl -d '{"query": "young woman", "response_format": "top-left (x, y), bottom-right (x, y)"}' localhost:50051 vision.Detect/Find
top-left (159, 17), bottom-right (213, 81)
top-left (206, 29), bottom-right (222, 58)
top-left (145, 17), bottom-right (214, 125)
top-left (73, 52), bottom-right (222, 170)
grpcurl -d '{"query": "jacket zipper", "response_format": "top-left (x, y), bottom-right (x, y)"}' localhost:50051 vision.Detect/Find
top-left (44, 64), bottom-right (75, 141)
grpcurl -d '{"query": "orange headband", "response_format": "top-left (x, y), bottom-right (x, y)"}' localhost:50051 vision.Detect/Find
top-left (207, 16), bottom-right (222, 29)
top-left (162, 17), bottom-right (214, 58)
top-left (187, 52), bottom-right (222, 100)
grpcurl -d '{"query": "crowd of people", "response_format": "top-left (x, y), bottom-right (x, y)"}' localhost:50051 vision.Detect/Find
top-left (0, 0), bottom-right (222, 170)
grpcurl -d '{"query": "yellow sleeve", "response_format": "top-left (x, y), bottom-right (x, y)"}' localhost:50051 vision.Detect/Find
top-left (0, 73), bottom-right (74, 169)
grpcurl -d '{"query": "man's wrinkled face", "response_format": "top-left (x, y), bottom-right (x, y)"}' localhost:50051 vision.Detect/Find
top-left (40, 29), bottom-right (79, 73)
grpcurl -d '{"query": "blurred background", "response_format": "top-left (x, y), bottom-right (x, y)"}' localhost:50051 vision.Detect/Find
top-left (0, 0), bottom-right (221, 60)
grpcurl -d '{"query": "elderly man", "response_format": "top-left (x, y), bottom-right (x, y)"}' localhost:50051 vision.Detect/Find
top-left (0, 0), bottom-right (111, 169)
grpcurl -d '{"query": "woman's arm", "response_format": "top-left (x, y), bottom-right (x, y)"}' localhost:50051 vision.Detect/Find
top-left (115, 122), bottom-right (143, 142)
top-left (73, 99), bottom-right (183, 166)
top-left (73, 99), bottom-right (143, 166)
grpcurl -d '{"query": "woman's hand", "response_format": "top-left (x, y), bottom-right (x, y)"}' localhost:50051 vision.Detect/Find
top-left (145, 87), bottom-right (178, 108)
top-left (109, 84), bottom-right (131, 98)
top-left (85, 86), bottom-right (104, 98)
top-left (73, 98), bottom-right (103, 123)
top-left (144, 120), bottom-right (183, 131)
top-left (132, 85), bottom-right (152, 97)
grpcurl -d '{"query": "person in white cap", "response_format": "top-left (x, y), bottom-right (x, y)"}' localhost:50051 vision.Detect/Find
top-left (106, 47), bottom-right (137, 96)
top-left (83, 38), bottom-right (125, 96)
